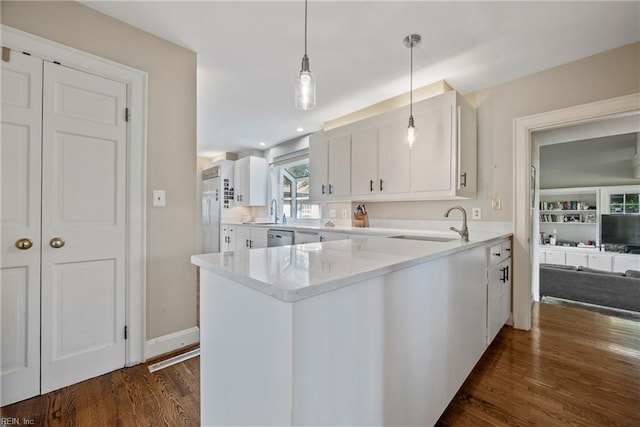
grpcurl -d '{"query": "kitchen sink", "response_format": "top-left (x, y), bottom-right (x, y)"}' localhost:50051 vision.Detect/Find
top-left (389, 235), bottom-right (458, 242)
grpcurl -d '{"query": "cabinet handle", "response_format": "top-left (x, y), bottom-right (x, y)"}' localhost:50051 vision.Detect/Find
top-left (249, 240), bottom-right (253, 248)
top-left (246, 239), bottom-right (249, 248)
top-left (320, 236), bottom-right (324, 242)
top-left (460, 172), bottom-right (467, 187)
top-left (322, 184), bottom-right (326, 195)
top-left (379, 179), bottom-right (383, 191)
top-left (500, 267), bottom-right (507, 283)
top-left (506, 265), bottom-right (509, 281)
top-left (493, 252), bottom-right (501, 257)
top-left (370, 179), bottom-right (374, 192)
top-left (329, 184), bottom-right (333, 194)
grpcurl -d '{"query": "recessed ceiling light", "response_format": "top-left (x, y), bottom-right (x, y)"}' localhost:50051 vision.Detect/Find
top-left (296, 127), bottom-right (304, 132)
top-left (259, 142), bottom-right (266, 146)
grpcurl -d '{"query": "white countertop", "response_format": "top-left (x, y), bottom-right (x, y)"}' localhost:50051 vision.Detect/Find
top-left (192, 230), bottom-right (512, 302)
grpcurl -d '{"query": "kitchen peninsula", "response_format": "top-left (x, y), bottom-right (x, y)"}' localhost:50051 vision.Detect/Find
top-left (192, 230), bottom-right (512, 426)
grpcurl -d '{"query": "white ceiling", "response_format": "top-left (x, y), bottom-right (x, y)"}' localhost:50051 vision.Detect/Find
top-left (81, 1), bottom-right (640, 156)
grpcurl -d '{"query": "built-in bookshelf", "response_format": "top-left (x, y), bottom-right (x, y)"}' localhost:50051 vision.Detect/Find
top-left (538, 188), bottom-right (599, 246)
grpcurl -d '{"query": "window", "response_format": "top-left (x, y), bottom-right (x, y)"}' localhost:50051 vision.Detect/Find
top-left (610, 193), bottom-right (639, 214)
top-left (278, 159), bottom-right (320, 220)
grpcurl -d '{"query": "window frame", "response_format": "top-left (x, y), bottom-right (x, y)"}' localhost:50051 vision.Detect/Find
top-left (273, 157), bottom-right (320, 222)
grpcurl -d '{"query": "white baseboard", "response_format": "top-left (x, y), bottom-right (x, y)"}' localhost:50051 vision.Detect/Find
top-left (145, 326), bottom-right (200, 361)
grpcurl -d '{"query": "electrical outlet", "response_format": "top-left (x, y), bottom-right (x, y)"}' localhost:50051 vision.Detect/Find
top-left (152, 190), bottom-right (166, 207)
top-left (492, 194), bottom-right (502, 210)
top-left (341, 209), bottom-right (348, 219)
top-left (472, 207), bottom-right (482, 220)
top-left (329, 209), bottom-right (336, 218)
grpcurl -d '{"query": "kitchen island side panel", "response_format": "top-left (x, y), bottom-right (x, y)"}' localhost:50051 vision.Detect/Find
top-left (200, 269), bottom-right (293, 426)
top-left (291, 245), bottom-right (488, 426)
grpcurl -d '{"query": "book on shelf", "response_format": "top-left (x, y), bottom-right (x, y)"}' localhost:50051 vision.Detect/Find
top-left (539, 200), bottom-right (594, 210)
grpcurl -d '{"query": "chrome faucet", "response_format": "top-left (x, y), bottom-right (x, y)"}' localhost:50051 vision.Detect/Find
top-left (444, 206), bottom-right (469, 242)
top-left (270, 199), bottom-right (278, 224)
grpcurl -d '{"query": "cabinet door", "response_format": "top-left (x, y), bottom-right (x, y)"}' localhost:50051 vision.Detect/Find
top-left (351, 127), bottom-right (378, 196)
top-left (613, 254), bottom-right (640, 273)
top-left (378, 119), bottom-right (410, 194)
top-left (456, 97), bottom-right (477, 196)
top-left (487, 266), bottom-right (503, 344)
top-left (501, 263), bottom-right (511, 325)
top-left (565, 252), bottom-right (588, 267)
top-left (295, 230), bottom-right (320, 244)
top-left (411, 103), bottom-right (453, 193)
top-left (233, 157), bottom-right (247, 205)
top-left (247, 157), bottom-right (267, 206)
top-left (319, 231), bottom-right (348, 242)
top-left (309, 138), bottom-right (328, 200)
top-left (588, 253), bottom-right (613, 271)
top-left (328, 135), bottom-right (351, 197)
top-left (545, 250), bottom-right (565, 265)
top-left (235, 226), bottom-right (251, 251)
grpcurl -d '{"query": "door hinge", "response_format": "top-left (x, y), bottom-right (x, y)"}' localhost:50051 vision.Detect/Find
top-left (125, 107), bottom-right (130, 122)
top-left (2, 47), bottom-right (10, 62)
top-left (124, 325), bottom-right (128, 340)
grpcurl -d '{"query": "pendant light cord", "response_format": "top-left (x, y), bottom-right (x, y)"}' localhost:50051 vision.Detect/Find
top-left (409, 42), bottom-right (413, 117)
top-left (304, 0), bottom-right (308, 56)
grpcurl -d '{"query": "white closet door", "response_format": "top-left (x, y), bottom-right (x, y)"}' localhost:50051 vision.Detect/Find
top-left (0, 52), bottom-right (43, 406)
top-left (40, 62), bottom-right (128, 393)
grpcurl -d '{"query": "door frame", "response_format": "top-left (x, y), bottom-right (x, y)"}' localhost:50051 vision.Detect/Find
top-left (512, 93), bottom-right (639, 331)
top-left (2, 25), bottom-right (147, 365)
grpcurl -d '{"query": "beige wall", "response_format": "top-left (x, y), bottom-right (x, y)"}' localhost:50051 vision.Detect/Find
top-left (364, 42), bottom-right (640, 223)
top-left (1, 1), bottom-right (198, 340)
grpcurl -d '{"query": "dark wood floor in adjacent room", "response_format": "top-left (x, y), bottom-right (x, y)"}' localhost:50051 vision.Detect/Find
top-left (3, 303), bottom-right (639, 426)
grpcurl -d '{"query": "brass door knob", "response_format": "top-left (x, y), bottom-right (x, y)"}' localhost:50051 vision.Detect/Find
top-left (49, 237), bottom-right (65, 248)
top-left (15, 238), bottom-right (33, 250)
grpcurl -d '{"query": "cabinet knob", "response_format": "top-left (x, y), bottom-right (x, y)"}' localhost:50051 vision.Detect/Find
top-left (49, 237), bottom-right (65, 249)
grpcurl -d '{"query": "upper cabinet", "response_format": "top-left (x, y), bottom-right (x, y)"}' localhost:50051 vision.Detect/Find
top-left (234, 156), bottom-right (268, 206)
top-left (309, 134), bottom-right (351, 200)
top-left (311, 90), bottom-right (477, 202)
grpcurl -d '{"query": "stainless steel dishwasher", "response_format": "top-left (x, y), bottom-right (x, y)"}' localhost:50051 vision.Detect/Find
top-left (267, 229), bottom-right (294, 247)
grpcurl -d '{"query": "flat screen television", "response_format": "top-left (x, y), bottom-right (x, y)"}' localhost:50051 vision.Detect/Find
top-left (601, 214), bottom-right (640, 246)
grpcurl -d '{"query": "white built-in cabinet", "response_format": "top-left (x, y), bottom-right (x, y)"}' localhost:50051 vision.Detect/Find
top-left (487, 239), bottom-right (511, 344)
top-left (538, 246), bottom-right (638, 272)
top-left (313, 90), bottom-right (477, 202)
top-left (309, 134), bottom-right (351, 200)
top-left (233, 156), bottom-right (268, 206)
top-left (235, 226), bottom-right (268, 250)
top-left (221, 224), bottom-right (236, 252)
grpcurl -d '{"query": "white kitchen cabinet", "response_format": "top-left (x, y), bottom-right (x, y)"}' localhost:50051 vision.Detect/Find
top-left (411, 91), bottom-right (476, 198)
top-left (588, 253), bottom-right (613, 271)
top-left (233, 156), bottom-right (268, 206)
top-left (294, 230), bottom-right (321, 244)
top-left (319, 231), bottom-right (349, 242)
top-left (487, 239), bottom-right (511, 344)
top-left (236, 226), bottom-right (267, 250)
top-left (309, 134), bottom-right (351, 200)
top-left (221, 224), bottom-right (236, 252)
top-left (350, 127), bottom-right (380, 196)
top-left (613, 254), bottom-right (640, 272)
top-left (378, 119), bottom-right (411, 194)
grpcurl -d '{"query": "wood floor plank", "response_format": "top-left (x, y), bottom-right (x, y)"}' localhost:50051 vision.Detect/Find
top-left (2, 302), bottom-right (639, 426)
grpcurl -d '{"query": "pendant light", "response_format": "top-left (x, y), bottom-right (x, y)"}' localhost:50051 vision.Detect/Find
top-left (403, 34), bottom-right (421, 147)
top-left (295, 0), bottom-right (316, 110)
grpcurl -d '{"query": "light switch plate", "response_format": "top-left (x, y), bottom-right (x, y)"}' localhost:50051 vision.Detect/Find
top-left (472, 207), bottom-right (482, 220)
top-left (341, 209), bottom-right (348, 219)
top-left (329, 209), bottom-right (336, 218)
top-left (492, 194), bottom-right (502, 210)
top-left (153, 190), bottom-right (166, 207)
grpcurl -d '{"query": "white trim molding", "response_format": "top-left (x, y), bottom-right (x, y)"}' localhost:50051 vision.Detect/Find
top-left (513, 93), bottom-right (640, 331)
top-left (1, 25), bottom-right (148, 365)
top-left (145, 327), bottom-right (200, 361)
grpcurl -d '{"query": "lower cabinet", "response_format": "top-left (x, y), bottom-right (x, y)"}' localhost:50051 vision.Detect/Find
top-left (235, 226), bottom-right (267, 250)
top-left (221, 224), bottom-right (236, 252)
top-left (294, 230), bottom-right (321, 244)
top-left (487, 239), bottom-right (511, 344)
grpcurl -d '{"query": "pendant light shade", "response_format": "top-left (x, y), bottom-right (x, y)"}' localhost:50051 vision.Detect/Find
top-left (403, 34), bottom-right (421, 147)
top-left (295, 0), bottom-right (316, 110)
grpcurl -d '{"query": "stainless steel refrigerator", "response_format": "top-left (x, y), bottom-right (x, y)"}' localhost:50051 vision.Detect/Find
top-left (202, 161), bottom-right (233, 253)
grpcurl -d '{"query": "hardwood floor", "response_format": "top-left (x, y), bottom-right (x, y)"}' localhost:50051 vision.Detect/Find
top-left (3, 303), bottom-right (638, 426)
top-left (1, 352), bottom-right (200, 426)
top-left (438, 302), bottom-right (640, 426)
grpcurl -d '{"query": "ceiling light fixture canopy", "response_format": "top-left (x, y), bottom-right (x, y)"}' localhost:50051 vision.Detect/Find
top-left (295, 0), bottom-right (316, 110)
top-left (403, 34), bottom-right (421, 148)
